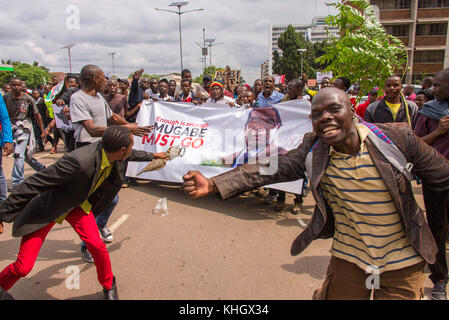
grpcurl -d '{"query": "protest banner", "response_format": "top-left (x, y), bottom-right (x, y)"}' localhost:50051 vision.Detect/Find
top-left (44, 81), bottom-right (64, 103)
top-left (316, 71), bottom-right (333, 83)
top-left (274, 75), bottom-right (286, 84)
top-left (52, 104), bottom-right (72, 130)
top-left (214, 69), bottom-right (241, 87)
top-left (127, 100), bottom-right (312, 194)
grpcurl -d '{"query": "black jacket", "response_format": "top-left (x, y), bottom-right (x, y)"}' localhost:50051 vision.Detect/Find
top-left (0, 141), bottom-right (153, 237)
top-left (364, 97), bottom-right (419, 127)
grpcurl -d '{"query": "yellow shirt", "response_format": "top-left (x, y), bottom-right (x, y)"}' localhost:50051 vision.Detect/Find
top-left (55, 149), bottom-right (113, 224)
top-left (44, 94), bottom-right (55, 119)
top-left (385, 101), bottom-right (401, 121)
top-left (320, 124), bottom-right (423, 273)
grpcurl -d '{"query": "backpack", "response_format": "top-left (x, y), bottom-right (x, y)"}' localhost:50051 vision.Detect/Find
top-left (305, 121), bottom-right (415, 182)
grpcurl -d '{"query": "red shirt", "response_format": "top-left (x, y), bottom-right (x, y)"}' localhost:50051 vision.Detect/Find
top-left (356, 100), bottom-right (370, 119)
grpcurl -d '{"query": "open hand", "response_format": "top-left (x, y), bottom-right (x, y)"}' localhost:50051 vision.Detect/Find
top-left (127, 123), bottom-right (153, 136)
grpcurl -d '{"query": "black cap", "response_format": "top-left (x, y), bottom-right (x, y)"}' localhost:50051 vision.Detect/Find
top-left (203, 74), bottom-right (212, 81)
top-left (117, 78), bottom-right (129, 85)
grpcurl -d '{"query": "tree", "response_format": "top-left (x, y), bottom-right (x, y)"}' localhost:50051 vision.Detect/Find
top-left (316, 0), bottom-right (408, 96)
top-left (193, 66), bottom-right (220, 84)
top-left (0, 60), bottom-right (51, 88)
top-left (273, 25), bottom-right (310, 81)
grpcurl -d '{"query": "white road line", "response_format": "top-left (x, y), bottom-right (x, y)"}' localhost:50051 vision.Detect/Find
top-left (108, 214), bottom-right (130, 233)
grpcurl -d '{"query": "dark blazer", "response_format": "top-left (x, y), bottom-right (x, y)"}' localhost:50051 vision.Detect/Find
top-left (0, 141), bottom-right (153, 237)
top-left (211, 123), bottom-right (449, 265)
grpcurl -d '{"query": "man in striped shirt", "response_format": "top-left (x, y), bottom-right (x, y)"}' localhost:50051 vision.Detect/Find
top-left (182, 87), bottom-right (449, 300)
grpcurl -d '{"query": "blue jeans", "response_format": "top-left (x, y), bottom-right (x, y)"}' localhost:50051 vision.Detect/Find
top-left (81, 194), bottom-right (119, 249)
top-left (11, 131), bottom-right (46, 186)
top-left (0, 155), bottom-right (7, 201)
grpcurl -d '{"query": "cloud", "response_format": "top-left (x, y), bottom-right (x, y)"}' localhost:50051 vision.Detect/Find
top-left (0, 0), bottom-right (337, 84)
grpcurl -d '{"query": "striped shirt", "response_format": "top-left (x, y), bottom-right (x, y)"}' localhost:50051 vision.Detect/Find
top-left (320, 124), bottom-right (423, 273)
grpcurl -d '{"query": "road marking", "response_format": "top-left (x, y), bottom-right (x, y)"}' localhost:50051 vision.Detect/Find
top-left (296, 217), bottom-right (307, 227)
top-left (109, 214), bottom-right (130, 233)
top-left (34, 153), bottom-right (60, 160)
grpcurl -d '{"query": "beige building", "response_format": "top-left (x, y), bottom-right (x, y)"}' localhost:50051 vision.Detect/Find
top-left (370, 0), bottom-right (449, 83)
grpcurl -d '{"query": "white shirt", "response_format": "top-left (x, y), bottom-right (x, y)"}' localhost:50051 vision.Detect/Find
top-left (206, 95), bottom-right (236, 105)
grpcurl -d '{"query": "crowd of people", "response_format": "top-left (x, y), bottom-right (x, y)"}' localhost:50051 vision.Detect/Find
top-left (0, 62), bottom-right (449, 301)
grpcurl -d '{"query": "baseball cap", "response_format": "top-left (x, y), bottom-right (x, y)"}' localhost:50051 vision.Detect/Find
top-left (203, 74), bottom-right (212, 82)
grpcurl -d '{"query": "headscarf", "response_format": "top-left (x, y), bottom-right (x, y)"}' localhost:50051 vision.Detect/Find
top-left (418, 99), bottom-right (449, 120)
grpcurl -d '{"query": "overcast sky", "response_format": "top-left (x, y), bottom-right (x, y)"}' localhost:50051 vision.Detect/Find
top-left (0, 0), bottom-right (336, 84)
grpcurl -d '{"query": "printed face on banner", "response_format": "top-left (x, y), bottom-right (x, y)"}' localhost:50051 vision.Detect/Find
top-left (127, 100), bottom-right (312, 194)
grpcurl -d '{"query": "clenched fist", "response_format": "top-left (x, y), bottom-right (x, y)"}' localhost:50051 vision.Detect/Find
top-left (182, 170), bottom-right (217, 199)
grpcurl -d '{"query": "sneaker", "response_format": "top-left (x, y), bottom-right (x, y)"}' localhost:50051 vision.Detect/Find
top-left (291, 202), bottom-right (303, 215)
top-left (431, 280), bottom-right (448, 300)
top-left (80, 246), bottom-right (94, 263)
top-left (264, 194), bottom-right (277, 205)
top-left (99, 227), bottom-right (113, 243)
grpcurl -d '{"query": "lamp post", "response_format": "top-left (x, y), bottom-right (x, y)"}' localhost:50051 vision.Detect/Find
top-left (155, 2), bottom-right (204, 74)
top-left (297, 48), bottom-right (307, 76)
top-left (107, 52), bottom-right (117, 76)
top-left (205, 38), bottom-right (224, 67)
top-left (60, 44), bottom-right (76, 73)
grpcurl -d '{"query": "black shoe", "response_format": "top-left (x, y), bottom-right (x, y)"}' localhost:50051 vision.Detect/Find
top-left (431, 280), bottom-right (447, 300)
top-left (129, 178), bottom-right (138, 186)
top-left (275, 199), bottom-right (285, 212)
top-left (103, 277), bottom-right (119, 300)
top-left (80, 246), bottom-right (94, 263)
top-left (264, 194), bottom-right (277, 204)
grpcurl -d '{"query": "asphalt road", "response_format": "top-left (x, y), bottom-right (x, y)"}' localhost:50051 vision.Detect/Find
top-left (0, 145), bottom-right (440, 300)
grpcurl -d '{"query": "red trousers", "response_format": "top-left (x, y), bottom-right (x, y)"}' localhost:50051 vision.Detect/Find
top-left (0, 207), bottom-right (114, 291)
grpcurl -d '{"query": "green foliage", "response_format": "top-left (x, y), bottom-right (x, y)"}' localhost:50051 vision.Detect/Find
top-left (193, 66), bottom-right (221, 84)
top-left (316, 0), bottom-right (408, 96)
top-left (0, 60), bottom-right (51, 88)
top-left (127, 72), bottom-right (162, 80)
top-left (273, 25), bottom-right (307, 81)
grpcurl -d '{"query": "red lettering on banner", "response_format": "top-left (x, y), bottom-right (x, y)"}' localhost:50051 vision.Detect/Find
top-left (160, 135), bottom-right (169, 146)
top-left (192, 138), bottom-right (204, 149)
top-left (154, 133), bottom-right (162, 144)
top-left (170, 136), bottom-right (180, 146)
top-left (181, 137), bottom-right (192, 147)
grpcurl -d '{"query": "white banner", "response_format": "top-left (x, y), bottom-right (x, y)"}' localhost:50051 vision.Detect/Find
top-left (127, 100), bottom-right (312, 194)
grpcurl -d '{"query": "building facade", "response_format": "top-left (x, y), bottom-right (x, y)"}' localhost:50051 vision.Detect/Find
top-left (268, 16), bottom-right (339, 75)
top-left (370, 0), bottom-right (449, 83)
top-left (261, 60), bottom-right (269, 79)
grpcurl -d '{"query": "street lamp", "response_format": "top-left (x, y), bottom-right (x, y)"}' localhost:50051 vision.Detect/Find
top-left (107, 52), bottom-right (117, 76)
top-left (195, 26), bottom-right (208, 70)
top-left (205, 38), bottom-right (224, 67)
top-left (297, 48), bottom-right (307, 76)
top-left (60, 44), bottom-right (76, 73)
top-left (155, 2), bottom-right (204, 74)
